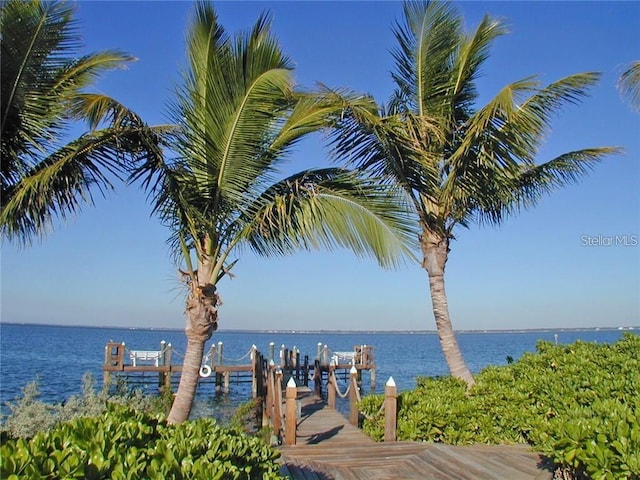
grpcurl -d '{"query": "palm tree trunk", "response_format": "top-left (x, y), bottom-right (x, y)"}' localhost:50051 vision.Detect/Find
top-left (167, 283), bottom-right (219, 424)
top-left (167, 334), bottom-right (206, 424)
top-left (421, 230), bottom-right (475, 387)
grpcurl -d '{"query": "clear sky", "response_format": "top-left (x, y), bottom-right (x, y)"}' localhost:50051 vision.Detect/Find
top-left (1, 1), bottom-right (639, 332)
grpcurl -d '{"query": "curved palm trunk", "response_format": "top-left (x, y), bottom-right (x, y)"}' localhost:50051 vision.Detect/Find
top-left (167, 283), bottom-right (219, 424)
top-left (421, 230), bottom-right (475, 387)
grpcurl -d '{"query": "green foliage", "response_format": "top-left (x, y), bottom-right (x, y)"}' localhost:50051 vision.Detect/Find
top-left (0, 403), bottom-right (284, 479)
top-left (360, 334), bottom-right (640, 479)
top-left (1, 373), bottom-right (171, 439)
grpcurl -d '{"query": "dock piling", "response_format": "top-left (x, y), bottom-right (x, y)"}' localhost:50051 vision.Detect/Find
top-left (285, 377), bottom-right (297, 446)
top-left (384, 376), bottom-right (398, 442)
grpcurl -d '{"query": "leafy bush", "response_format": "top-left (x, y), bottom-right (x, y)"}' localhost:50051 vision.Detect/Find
top-left (0, 403), bottom-right (284, 479)
top-left (1, 373), bottom-right (173, 439)
top-left (360, 333), bottom-right (640, 480)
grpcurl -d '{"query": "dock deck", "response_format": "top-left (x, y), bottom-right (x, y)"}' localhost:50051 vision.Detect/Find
top-left (278, 390), bottom-right (552, 480)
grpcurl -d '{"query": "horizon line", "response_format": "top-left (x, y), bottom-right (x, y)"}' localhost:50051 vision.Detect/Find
top-left (1, 321), bottom-right (637, 335)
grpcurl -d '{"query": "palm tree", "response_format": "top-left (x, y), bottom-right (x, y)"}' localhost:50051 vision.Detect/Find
top-left (332, 1), bottom-right (620, 386)
top-left (619, 61), bottom-right (640, 111)
top-left (134, 2), bottom-right (414, 424)
top-left (1, 0), bottom-right (162, 244)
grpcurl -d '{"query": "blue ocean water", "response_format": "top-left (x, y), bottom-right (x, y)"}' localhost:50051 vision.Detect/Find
top-left (0, 323), bottom-right (629, 418)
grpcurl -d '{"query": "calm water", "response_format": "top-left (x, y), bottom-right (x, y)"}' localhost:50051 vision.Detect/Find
top-left (0, 323), bottom-right (630, 418)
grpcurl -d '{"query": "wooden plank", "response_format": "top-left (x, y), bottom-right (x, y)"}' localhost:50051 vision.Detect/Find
top-left (278, 392), bottom-right (552, 480)
top-left (213, 364), bottom-right (253, 373)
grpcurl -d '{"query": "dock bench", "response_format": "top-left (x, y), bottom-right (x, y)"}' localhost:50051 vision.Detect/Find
top-left (331, 351), bottom-right (357, 365)
top-left (129, 350), bottom-right (162, 367)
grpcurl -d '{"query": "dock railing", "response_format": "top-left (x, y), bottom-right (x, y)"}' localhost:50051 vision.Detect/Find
top-left (278, 370), bottom-right (399, 445)
top-left (101, 340), bottom-right (387, 442)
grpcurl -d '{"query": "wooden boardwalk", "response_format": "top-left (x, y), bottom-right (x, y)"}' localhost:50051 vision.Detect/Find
top-left (278, 391), bottom-right (553, 480)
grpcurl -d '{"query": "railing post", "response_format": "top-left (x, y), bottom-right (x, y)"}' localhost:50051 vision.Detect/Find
top-left (273, 367), bottom-right (283, 438)
top-left (303, 355), bottom-right (309, 387)
top-left (215, 342), bottom-right (223, 391)
top-left (322, 345), bottom-right (329, 365)
top-left (317, 342), bottom-right (323, 362)
top-left (158, 340), bottom-right (166, 388)
top-left (103, 344), bottom-right (110, 386)
top-left (264, 361), bottom-right (274, 428)
top-left (164, 343), bottom-right (173, 390)
top-left (328, 365), bottom-right (336, 409)
top-left (384, 376), bottom-right (397, 442)
top-left (313, 359), bottom-right (322, 396)
top-left (269, 342), bottom-right (275, 363)
top-left (209, 343), bottom-right (217, 367)
top-left (285, 377), bottom-right (297, 446)
top-left (251, 345), bottom-right (258, 398)
top-left (349, 365), bottom-right (359, 426)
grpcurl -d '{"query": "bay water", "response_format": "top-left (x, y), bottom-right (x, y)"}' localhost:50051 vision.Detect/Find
top-left (0, 323), bottom-right (629, 419)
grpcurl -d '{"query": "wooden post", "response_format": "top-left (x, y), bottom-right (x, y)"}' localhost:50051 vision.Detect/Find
top-left (251, 345), bottom-right (258, 398)
top-left (165, 343), bottom-right (173, 390)
top-left (209, 343), bottom-right (217, 366)
top-left (103, 344), bottom-right (111, 386)
top-left (215, 342), bottom-right (223, 391)
top-left (316, 342), bottom-right (323, 361)
top-left (269, 342), bottom-right (275, 363)
top-left (285, 377), bottom-right (297, 446)
top-left (328, 366), bottom-right (336, 409)
top-left (313, 360), bottom-right (322, 396)
top-left (384, 377), bottom-right (397, 442)
top-left (303, 355), bottom-right (309, 387)
top-left (273, 368), bottom-right (283, 438)
top-left (349, 365), bottom-right (358, 426)
top-left (322, 345), bottom-right (329, 365)
top-left (158, 340), bottom-right (166, 388)
top-left (223, 371), bottom-right (230, 393)
top-left (371, 365), bottom-right (377, 391)
top-left (216, 341), bottom-right (223, 364)
top-left (263, 361), bottom-right (274, 428)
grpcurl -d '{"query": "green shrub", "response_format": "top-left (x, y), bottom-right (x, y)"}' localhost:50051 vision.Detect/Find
top-left (360, 333), bottom-right (640, 479)
top-left (0, 403), bottom-right (284, 479)
top-left (1, 373), bottom-right (173, 439)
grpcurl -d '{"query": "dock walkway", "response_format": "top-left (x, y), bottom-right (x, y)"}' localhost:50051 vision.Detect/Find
top-left (278, 390), bottom-right (552, 480)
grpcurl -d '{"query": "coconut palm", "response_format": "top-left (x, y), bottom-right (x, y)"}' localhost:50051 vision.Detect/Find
top-left (332, 1), bottom-right (620, 386)
top-left (619, 61), bottom-right (640, 111)
top-left (1, 0), bottom-right (162, 244)
top-left (134, 2), bottom-right (414, 423)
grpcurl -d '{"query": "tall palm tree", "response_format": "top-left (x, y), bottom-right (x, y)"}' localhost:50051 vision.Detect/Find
top-left (1, 0), bottom-right (162, 244)
top-left (134, 2), bottom-right (414, 424)
top-left (332, 1), bottom-right (620, 386)
top-left (619, 61), bottom-right (640, 111)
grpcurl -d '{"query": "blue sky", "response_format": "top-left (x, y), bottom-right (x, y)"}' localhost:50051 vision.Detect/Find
top-left (1, 1), bottom-right (639, 332)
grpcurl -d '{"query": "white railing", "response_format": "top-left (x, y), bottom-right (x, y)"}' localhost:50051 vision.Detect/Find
top-left (129, 350), bottom-right (161, 366)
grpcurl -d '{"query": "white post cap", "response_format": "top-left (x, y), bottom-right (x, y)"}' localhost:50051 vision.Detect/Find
top-left (350, 365), bottom-right (357, 374)
top-left (287, 377), bottom-right (297, 387)
top-left (386, 376), bottom-right (396, 387)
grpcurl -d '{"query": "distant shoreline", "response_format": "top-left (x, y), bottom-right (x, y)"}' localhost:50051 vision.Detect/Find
top-left (1, 321), bottom-right (637, 335)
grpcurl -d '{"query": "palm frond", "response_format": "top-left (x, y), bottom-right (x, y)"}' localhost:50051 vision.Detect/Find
top-left (1, 0), bottom-right (162, 245)
top-left (511, 147), bottom-right (622, 207)
top-left (172, 3), bottom-right (294, 219)
top-left (1, 124), bottom-right (164, 242)
top-left (391, 1), bottom-right (461, 117)
top-left (618, 61), bottom-right (640, 112)
top-left (442, 73), bottom-right (602, 213)
top-left (451, 14), bottom-right (507, 116)
top-left (239, 168), bottom-right (417, 268)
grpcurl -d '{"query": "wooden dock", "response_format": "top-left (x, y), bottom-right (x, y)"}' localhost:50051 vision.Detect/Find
top-left (101, 340), bottom-right (376, 397)
top-left (278, 390), bottom-right (553, 480)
